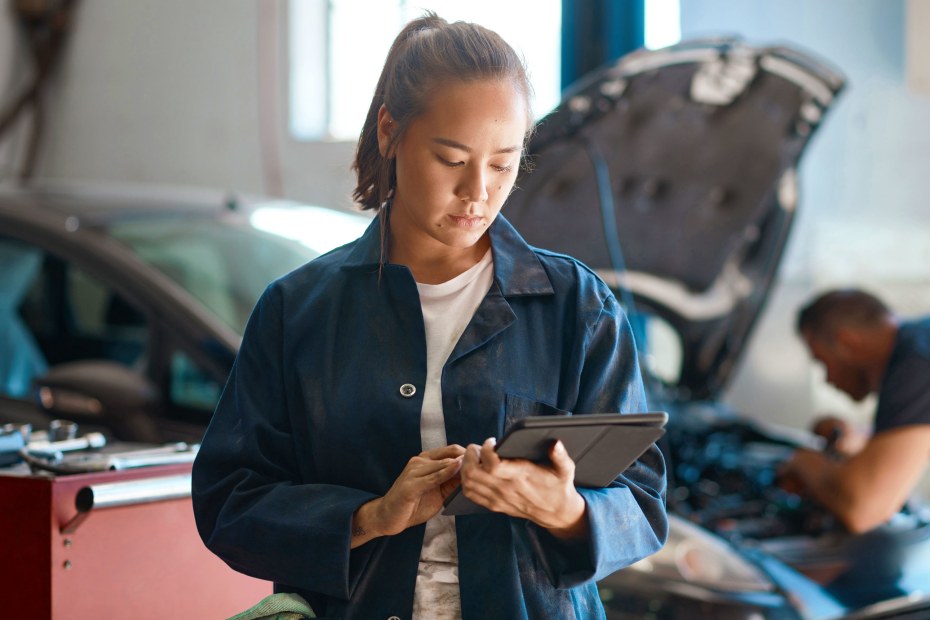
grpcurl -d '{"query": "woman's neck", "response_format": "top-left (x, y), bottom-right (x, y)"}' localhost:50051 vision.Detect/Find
top-left (388, 228), bottom-right (490, 285)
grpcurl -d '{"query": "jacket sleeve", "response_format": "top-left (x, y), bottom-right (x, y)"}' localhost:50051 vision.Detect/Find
top-left (191, 283), bottom-right (378, 599)
top-left (525, 289), bottom-right (669, 588)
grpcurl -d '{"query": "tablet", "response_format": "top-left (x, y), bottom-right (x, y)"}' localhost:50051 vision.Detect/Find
top-left (442, 412), bottom-right (668, 516)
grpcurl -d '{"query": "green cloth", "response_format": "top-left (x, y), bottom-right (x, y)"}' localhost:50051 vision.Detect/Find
top-left (227, 592), bottom-right (315, 620)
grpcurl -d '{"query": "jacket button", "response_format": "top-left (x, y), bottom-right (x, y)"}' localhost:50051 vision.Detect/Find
top-left (399, 383), bottom-right (416, 398)
top-left (387, 616), bottom-right (401, 620)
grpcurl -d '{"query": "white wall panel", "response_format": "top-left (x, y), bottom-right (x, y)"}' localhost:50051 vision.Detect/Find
top-left (907, 0), bottom-right (930, 94)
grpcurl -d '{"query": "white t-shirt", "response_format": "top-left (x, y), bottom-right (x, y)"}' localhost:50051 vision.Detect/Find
top-left (412, 249), bottom-right (494, 620)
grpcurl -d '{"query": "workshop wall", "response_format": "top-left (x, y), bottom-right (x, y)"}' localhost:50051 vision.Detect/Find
top-left (0, 0), bottom-right (359, 210)
top-left (0, 7), bottom-right (24, 177)
top-left (1, 0), bottom-right (928, 440)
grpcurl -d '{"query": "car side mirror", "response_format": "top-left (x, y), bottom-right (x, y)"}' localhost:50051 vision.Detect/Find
top-left (32, 360), bottom-right (163, 443)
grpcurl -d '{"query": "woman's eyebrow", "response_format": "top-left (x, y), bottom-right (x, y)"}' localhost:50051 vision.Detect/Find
top-left (432, 137), bottom-right (520, 154)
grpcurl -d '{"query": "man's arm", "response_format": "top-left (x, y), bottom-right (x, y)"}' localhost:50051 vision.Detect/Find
top-left (781, 424), bottom-right (930, 533)
top-left (810, 415), bottom-right (869, 456)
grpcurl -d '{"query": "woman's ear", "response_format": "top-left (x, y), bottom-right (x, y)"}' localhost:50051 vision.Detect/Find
top-left (376, 105), bottom-right (396, 157)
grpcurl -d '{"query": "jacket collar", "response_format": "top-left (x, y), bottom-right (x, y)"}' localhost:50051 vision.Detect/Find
top-left (341, 210), bottom-right (554, 297)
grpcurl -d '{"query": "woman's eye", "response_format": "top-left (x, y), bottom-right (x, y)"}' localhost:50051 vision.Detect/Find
top-left (493, 164), bottom-right (514, 173)
top-left (437, 156), bottom-right (464, 168)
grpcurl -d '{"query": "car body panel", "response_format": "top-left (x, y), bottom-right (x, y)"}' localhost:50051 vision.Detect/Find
top-left (0, 181), bottom-right (371, 442)
top-left (507, 38), bottom-right (844, 399)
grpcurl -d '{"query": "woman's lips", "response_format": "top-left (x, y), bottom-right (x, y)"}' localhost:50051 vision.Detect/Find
top-left (447, 214), bottom-right (484, 228)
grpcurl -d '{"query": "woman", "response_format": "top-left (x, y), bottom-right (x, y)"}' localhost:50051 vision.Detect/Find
top-left (192, 13), bottom-right (667, 620)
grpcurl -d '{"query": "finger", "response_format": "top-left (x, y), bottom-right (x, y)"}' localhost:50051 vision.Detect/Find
top-left (462, 481), bottom-right (528, 518)
top-left (480, 437), bottom-right (500, 471)
top-left (462, 444), bottom-right (482, 472)
top-left (446, 455), bottom-right (464, 476)
top-left (393, 459), bottom-right (463, 503)
top-left (460, 444), bottom-right (496, 489)
top-left (431, 458), bottom-right (464, 484)
top-left (439, 474), bottom-right (461, 499)
top-left (423, 444), bottom-right (467, 460)
top-left (461, 479), bottom-right (504, 510)
top-left (548, 440), bottom-right (575, 479)
top-left (777, 471), bottom-right (804, 494)
top-left (405, 455), bottom-right (461, 480)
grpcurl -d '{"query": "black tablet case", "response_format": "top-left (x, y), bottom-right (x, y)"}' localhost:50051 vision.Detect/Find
top-left (442, 412), bottom-right (667, 516)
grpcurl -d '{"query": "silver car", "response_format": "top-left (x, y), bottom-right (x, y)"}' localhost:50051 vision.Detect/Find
top-left (0, 181), bottom-right (370, 442)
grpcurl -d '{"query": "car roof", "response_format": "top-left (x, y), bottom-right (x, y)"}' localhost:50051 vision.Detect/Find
top-left (0, 181), bottom-right (239, 228)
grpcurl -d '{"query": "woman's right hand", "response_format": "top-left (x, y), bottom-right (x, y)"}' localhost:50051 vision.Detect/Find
top-left (351, 444), bottom-right (464, 547)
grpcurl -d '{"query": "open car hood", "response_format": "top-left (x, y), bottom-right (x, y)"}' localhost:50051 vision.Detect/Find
top-left (505, 38), bottom-right (845, 400)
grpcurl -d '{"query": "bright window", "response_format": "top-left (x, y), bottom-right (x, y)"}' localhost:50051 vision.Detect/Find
top-left (289, 0), bottom-right (562, 141)
top-left (644, 0), bottom-right (681, 50)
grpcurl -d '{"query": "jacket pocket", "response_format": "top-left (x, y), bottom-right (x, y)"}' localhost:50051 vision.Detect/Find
top-left (503, 393), bottom-right (571, 435)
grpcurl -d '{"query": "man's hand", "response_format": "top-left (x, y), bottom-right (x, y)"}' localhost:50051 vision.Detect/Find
top-left (777, 425), bottom-right (930, 533)
top-left (459, 438), bottom-right (588, 540)
top-left (811, 415), bottom-right (868, 456)
top-left (777, 447), bottom-right (835, 496)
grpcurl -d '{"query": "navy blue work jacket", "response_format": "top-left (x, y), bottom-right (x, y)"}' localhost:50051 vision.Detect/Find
top-left (192, 214), bottom-right (668, 620)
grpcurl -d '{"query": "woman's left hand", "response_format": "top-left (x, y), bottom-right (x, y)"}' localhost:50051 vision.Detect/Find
top-left (459, 438), bottom-right (588, 540)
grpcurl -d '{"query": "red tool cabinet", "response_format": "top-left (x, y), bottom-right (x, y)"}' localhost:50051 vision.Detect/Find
top-left (0, 463), bottom-right (271, 619)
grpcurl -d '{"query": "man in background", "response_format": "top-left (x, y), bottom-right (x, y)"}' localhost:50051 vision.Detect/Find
top-left (779, 288), bottom-right (930, 534)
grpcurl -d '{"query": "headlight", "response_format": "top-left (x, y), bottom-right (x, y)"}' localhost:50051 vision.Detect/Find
top-left (628, 514), bottom-right (775, 592)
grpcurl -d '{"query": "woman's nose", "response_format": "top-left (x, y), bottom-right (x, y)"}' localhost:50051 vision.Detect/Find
top-left (456, 165), bottom-right (489, 203)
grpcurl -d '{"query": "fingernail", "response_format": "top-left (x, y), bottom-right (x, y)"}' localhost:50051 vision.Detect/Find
top-left (555, 440), bottom-right (565, 453)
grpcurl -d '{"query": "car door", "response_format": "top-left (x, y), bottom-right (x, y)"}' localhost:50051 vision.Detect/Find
top-left (0, 234), bottom-right (225, 442)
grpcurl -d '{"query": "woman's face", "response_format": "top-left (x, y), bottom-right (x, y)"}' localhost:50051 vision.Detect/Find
top-left (380, 79), bottom-right (529, 254)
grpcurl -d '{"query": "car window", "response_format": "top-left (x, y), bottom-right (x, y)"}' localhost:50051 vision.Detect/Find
top-left (0, 237), bottom-right (150, 399)
top-left (9, 241), bottom-right (150, 372)
top-left (109, 215), bottom-right (320, 335)
top-left (1, 236), bottom-right (223, 438)
top-left (170, 350), bottom-right (222, 413)
top-left (0, 239), bottom-right (48, 397)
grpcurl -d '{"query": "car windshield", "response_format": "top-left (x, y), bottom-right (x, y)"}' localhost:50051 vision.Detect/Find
top-left (108, 204), bottom-right (370, 334)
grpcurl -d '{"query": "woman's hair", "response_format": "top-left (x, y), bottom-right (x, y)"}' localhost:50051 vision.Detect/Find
top-left (352, 12), bottom-right (534, 211)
